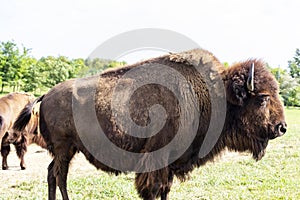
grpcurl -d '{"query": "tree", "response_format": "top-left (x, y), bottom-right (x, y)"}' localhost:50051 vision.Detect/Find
top-left (278, 73), bottom-right (299, 106)
top-left (21, 56), bottom-right (41, 93)
top-left (35, 56), bottom-right (89, 90)
top-left (0, 40), bottom-right (126, 94)
top-left (288, 48), bottom-right (300, 80)
top-left (0, 41), bottom-right (32, 93)
top-left (0, 41), bottom-right (23, 93)
top-left (83, 58), bottom-right (126, 76)
top-left (269, 65), bottom-right (300, 106)
top-left (69, 58), bottom-right (88, 78)
top-left (37, 56), bottom-right (70, 88)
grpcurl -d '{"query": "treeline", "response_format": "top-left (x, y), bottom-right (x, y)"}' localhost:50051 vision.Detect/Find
top-left (1, 40), bottom-right (300, 106)
top-left (269, 48), bottom-right (300, 107)
top-left (0, 41), bottom-right (125, 94)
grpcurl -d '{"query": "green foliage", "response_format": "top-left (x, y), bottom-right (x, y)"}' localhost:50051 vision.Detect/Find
top-left (0, 41), bottom-right (30, 92)
top-left (70, 58), bottom-right (89, 78)
top-left (0, 40), bottom-right (125, 94)
top-left (285, 48), bottom-right (300, 106)
top-left (20, 56), bottom-right (40, 92)
top-left (268, 49), bottom-right (300, 107)
top-left (270, 67), bottom-right (300, 106)
top-left (38, 56), bottom-right (73, 88)
top-left (288, 48), bottom-right (300, 79)
top-left (83, 58), bottom-right (126, 76)
top-left (0, 40), bottom-right (298, 106)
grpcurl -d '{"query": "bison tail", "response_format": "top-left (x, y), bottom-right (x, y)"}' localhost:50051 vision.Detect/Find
top-left (13, 95), bottom-right (45, 132)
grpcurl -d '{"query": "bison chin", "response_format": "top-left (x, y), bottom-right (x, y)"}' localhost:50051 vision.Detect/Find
top-left (251, 138), bottom-right (269, 161)
top-left (225, 130), bottom-right (270, 161)
top-left (250, 122), bottom-right (286, 160)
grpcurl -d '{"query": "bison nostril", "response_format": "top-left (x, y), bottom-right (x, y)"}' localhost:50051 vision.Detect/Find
top-left (278, 122), bottom-right (287, 134)
top-left (279, 125), bottom-right (286, 133)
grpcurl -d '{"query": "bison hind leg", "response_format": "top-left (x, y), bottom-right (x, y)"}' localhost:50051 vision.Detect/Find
top-left (48, 160), bottom-right (57, 200)
top-left (1, 134), bottom-right (11, 170)
top-left (50, 144), bottom-right (77, 200)
top-left (14, 135), bottom-right (27, 170)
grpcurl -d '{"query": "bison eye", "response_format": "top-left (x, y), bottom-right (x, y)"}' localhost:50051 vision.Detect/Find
top-left (257, 94), bottom-right (270, 107)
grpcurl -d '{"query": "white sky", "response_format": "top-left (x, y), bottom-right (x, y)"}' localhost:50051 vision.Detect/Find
top-left (1, 0), bottom-right (299, 67)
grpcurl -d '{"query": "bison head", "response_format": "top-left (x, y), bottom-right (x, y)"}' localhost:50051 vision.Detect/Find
top-left (223, 59), bottom-right (287, 160)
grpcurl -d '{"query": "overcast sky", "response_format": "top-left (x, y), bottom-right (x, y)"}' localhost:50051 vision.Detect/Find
top-left (1, 0), bottom-right (299, 67)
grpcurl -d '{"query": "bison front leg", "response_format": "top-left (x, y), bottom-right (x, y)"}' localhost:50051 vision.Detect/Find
top-left (160, 171), bottom-right (174, 200)
top-left (135, 173), bottom-right (160, 200)
top-left (1, 133), bottom-right (10, 170)
top-left (135, 168), bottom-right (171, 200)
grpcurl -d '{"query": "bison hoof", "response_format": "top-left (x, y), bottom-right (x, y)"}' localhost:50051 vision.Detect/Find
top-left (21, 166), bottom-right (26, 170)
top-left (2, 166), bottom-right (8, 170)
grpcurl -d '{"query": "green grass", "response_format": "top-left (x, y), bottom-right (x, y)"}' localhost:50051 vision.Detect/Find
top-left (1, 108), bottom-right (299, 200)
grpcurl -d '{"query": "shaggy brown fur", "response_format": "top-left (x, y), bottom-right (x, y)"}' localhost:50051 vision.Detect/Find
top-left (4, 102), bottom-right (47, 170)
top-left (13, 49), bottom-right (286, 200)
top-left (0, 92), bottom-right (35, 170)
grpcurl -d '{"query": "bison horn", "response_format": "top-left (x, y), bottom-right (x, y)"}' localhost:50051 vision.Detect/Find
top-left (247, 63), bottom-right (255, 92)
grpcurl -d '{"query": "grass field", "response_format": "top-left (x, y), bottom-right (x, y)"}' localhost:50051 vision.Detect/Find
top-left (1, 108), bottom-right (299, 200)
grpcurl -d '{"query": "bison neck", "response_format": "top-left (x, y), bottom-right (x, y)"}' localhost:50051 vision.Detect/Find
top-left (219, 103), bottom-right (269, 160)
top-left (171, 102), bottom-right (267, 180)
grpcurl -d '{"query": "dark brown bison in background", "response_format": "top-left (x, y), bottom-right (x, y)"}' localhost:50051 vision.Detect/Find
top-left (13, 49), bottom-right (287, 200)
top-left (0, 92), bottom-right (35, 170)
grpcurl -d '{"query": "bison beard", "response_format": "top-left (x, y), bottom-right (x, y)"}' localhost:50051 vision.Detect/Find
top-left (13, 49), bottom-right (286, 200)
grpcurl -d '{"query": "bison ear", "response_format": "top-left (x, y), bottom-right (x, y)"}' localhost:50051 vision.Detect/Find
top-left (225, 76), bottom-right (249, 106)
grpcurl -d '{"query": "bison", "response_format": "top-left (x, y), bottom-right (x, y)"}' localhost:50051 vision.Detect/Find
top-left (0, 92), bottom-right (35, 170)
top-left (13, 49), bottom-right (287, 200)
top-left (3, 102), bottom-right (47, 170)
